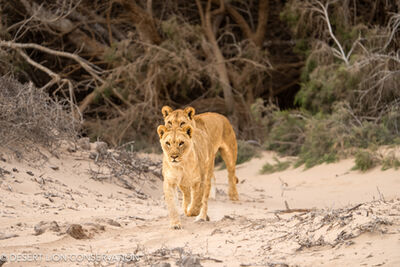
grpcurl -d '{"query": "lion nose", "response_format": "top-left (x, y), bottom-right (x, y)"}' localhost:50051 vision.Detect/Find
top-left (171, 155), bottom-right (178, 160)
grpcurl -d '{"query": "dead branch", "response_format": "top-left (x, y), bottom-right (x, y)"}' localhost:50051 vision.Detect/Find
top-left (310, 0), bottom-right (350, 66)
top-left (275, 208), bottom-right (312, 214)
top-left (18, 49), bottom-right (61, 83)
top-left (0, 40), bottom-right (104, 82)
top-left (347, 203), bottom-right (362, 212)
top-left (383, 13), bottom-right (400, 51)
top-left (0, 39), bottom-right (107, 114)
top-left (17, 49), bottom-right (80, 119)
top-left (78, 82), bottom-right (108, 113)
top-left (19, 0), bottom-right (107, 55)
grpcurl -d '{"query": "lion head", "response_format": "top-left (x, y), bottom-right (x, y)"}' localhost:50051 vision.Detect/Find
top-left (161, 106), bottom-right (195, 129)
top-left (157, 124), bottom-right (193, 165)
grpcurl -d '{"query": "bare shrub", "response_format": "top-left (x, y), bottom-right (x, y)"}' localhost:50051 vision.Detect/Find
top-left (353, 52), bottom-right (400, 117)
top-left (0, 76), bottom-right (79, 151)
top-left (89, 148), bottom-right (162, 199)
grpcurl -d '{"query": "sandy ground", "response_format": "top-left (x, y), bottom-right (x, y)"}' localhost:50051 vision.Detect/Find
top-left (0, 144), bottom-right (399, 267)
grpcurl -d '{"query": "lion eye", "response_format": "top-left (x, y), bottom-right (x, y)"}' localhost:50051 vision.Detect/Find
top-left (180, 122), bottom-right (185, 127)
top-left (166, 142), bottom-right (171, 146)
top-left (179, 141), bottom-right (184, 147)
top-left (168, 121), bottom-right (172, 125)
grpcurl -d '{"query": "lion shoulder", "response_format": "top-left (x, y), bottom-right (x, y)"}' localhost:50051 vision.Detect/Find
top-left (195, 112), bottom-right (236, 149)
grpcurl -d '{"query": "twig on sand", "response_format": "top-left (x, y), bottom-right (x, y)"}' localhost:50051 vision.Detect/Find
top-left (376, 186), bottom-right (386, 202)
top-left (347, 203), bottom-right (363, 212)
top-left (284, 200), bottom-right (290, 210)
top-left (200, 256), bottom-right (223, 263)
top-left (272, 200), bottom-right (312, 214)
top-left (276, 208), bottom-right (312, 214)
top-left (279, 177), bottom-right (288, 197)
top-left (128, 216), bottom-right (146, 221)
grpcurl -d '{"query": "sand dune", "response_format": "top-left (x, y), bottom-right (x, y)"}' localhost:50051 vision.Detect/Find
top-left (0, 146), bottom-right (399, 266)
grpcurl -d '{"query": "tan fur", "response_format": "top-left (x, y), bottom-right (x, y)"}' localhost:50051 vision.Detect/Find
top-left (162, 106), bottom-right (239, 201)
top-left (157, 124), bottom-right (213, 229)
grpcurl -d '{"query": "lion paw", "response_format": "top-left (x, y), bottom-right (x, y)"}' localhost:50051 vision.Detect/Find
top-left (195, 214), bottom-right (210, 222)
top-left (229, 191), bottom-right (239, 201)
top-left (195, 216), bottom-right (205, 222)
top-left (170, 222), bottom-right (182, 230)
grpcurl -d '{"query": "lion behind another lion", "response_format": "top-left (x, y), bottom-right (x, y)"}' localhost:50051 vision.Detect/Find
top-left (158, 107), bottom-right (239, 229)
top-left (162, 106), bottom-right (239, 200)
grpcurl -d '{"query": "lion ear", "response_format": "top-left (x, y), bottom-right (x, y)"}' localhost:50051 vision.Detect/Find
top-left (184, 106), bottom-right (195, 120)
top-left (161, 106), bottom-right (173, 118)
top-left (157, 125), bottom-right (168, 139)
top-left (183, 125), bottom-right (193, 138)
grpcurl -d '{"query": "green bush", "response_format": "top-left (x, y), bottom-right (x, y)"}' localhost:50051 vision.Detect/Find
top-left (295, 64), bottom-right (360, 114)
top-left (260, 157), bottom-right (292, 174)
top-left (381, 153), bottom-right (400, 171)
top-left (259, 101), bottom-right (399, 169)
top-left (264, 110), bottom-right (307, 156)
top-left (352, 150), bottom-right (377, 172)
top-left (295, 115), bottom-right (338, 168)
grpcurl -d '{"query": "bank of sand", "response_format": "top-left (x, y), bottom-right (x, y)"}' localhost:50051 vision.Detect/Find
top-left (0, 146), bottom-right (399, 266)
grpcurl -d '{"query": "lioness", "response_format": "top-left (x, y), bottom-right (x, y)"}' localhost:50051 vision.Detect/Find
top-left (157, 124), bottom-right (213, 229)
top-left (161, 106), bottom-right (239, 201)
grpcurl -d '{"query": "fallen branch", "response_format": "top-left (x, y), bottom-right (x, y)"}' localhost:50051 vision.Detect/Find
top-left (0, 40), bottom-right (104, 82)
top-left (0, 39), bottom-right (108, 113)
top-left (17, 49), bottom-right (81, 119)
top-left (18, 49), bottom-right (61, 83)
top-left (199, 256), bottom-right (223, 263)
top-left (275, 208), bottom-right (312, 214)
top-left (347, 203), bottom-right (363, 212)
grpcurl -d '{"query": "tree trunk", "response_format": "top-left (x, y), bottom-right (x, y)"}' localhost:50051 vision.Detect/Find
top-left (223, 0), bottom-right (270, 103)
top-left (197, 0), bottom-right (235, 115)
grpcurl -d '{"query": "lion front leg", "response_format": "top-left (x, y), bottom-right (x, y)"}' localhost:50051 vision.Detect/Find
top-left (163, 181), bottom-right (182, 229)
top-left (186, 182), bottom-right (203, 217)
top-left (196, 171), bottom-right (212, 222)
top-left (179, 185), bottom-right (191, 216)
